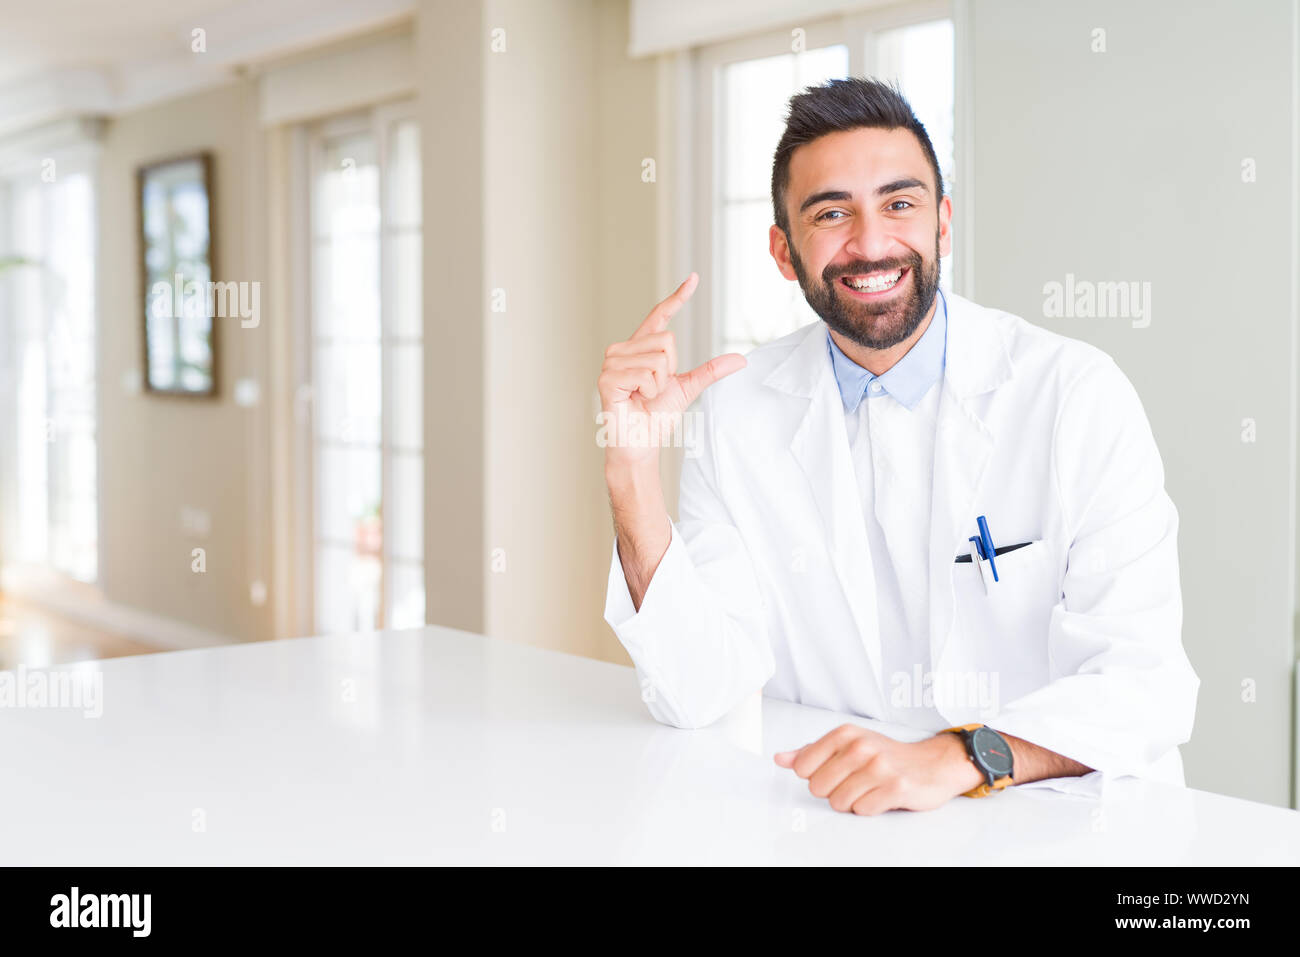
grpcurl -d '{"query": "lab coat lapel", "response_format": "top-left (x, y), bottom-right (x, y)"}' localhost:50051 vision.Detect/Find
top-left (765, 323), bottom-right (885, 701)
top-left (926, 294), bottom-right (1014, 668)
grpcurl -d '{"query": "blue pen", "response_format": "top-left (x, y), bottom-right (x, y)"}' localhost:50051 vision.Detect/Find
top-left (976, 515), bottom-right (999, 583)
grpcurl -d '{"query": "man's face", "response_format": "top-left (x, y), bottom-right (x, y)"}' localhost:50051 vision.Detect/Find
top-left (770, 127), bottom-right (952, 350)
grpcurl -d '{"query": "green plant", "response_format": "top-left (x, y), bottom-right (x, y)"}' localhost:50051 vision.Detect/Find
top-left (0, 255), bottom-right (34, 275)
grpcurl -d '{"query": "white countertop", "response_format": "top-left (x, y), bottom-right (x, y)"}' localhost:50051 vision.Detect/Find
top-left (1, 625), bottom-right (1296, 865)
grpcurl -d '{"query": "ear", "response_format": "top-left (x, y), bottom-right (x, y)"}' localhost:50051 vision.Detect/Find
top-left (769, 223), bottom-right (798, 281)
top-left (937, 194), bottom-right (953, 259)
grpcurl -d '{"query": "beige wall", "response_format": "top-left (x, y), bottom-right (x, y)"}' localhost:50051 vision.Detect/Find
top-left (474, 0), bottom-right (661, 664)
top-left (417, 2), bottom-right (488, 635)
top-left (97, 79), bottom-right (275, 643)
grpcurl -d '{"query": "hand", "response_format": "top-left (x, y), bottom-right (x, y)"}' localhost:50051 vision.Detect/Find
top-left (774, 724), bottom-right (986, 815)
top-left (597, 273), bottom-right (746, 473)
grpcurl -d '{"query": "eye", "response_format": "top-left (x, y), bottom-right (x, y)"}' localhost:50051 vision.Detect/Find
top-left (886, 200), bottom-right (913, 211)
top-left (815, 209), bottom-right (847, 222)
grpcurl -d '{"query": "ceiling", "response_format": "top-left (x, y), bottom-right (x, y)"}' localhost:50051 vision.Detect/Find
top-left (0, 0), bottom-right (415, 135)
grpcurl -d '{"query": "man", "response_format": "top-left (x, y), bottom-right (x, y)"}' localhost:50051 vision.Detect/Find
top-left (597, 77), bottom-right (1198, 815)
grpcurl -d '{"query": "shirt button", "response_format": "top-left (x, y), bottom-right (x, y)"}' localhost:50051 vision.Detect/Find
top-left (869, 382), bottom-right (882, 393)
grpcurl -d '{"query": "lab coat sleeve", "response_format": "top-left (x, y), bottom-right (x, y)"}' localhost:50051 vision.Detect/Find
top-left (987, 356), bottom-right (1200, 784)
top-left (603, 387), bottom-right (775, 729)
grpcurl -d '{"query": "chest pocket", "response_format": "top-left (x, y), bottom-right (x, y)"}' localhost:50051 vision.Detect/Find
top-left (949, 539), bottom-right (1058, 697)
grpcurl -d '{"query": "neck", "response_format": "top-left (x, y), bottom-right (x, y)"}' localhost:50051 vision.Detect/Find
top-left (829, 294), bottom-right (938, 377)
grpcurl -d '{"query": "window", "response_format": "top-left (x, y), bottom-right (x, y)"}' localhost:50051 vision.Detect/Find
top-left (0, 167), bottom-right (98, 584)
top-left (715, 44), bottom-right (850, 355)
top-left (306, 105), bottom-right (424, 634)
top-left (874, 18), bottom-right (955, 224)
top-left (700, 9), bottom-right (957, 356)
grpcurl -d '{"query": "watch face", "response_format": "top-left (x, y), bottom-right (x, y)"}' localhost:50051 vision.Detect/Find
top-left (972, 728), bottom-right (1013, 775)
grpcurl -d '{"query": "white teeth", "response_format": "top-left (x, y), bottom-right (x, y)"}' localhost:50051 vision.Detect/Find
top-left (844, 270), bottom-right (902, 291)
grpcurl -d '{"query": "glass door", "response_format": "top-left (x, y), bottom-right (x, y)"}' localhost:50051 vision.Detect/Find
top-left (307, 104), bottom-right (423, 634)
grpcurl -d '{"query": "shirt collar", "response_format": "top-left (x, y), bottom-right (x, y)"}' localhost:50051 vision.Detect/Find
top-left (826, 287), bottom-right (948, 413)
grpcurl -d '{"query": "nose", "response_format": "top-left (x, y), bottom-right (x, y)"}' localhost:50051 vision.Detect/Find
top-left (842, 207), bottom-right (901, 265)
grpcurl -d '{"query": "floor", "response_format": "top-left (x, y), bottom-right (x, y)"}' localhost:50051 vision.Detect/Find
top-left (0, 592), bottom-right (157, 669)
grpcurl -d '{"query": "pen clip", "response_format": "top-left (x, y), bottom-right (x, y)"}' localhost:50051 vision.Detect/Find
top-left (968, 537), bottom-right (989, 595)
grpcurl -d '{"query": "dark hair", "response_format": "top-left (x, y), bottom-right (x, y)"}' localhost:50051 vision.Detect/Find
top-left (770, 77), bottom-right (944, 237)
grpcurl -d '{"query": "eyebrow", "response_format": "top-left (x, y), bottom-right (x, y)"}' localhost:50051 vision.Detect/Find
top-left (798, 178), bottom-right (930, 214)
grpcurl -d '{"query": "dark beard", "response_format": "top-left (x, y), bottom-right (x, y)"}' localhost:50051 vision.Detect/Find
top-left (789, 233), bottom-right (941, 351)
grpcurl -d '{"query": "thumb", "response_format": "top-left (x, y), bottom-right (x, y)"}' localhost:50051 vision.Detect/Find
top-left (677, 352), bottom-right (746, 406)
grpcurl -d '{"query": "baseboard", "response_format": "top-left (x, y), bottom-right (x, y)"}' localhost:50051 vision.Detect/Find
top-left (0, 566), bottom-right (237, 652)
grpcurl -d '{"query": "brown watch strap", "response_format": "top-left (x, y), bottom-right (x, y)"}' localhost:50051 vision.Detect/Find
top-left (940, 724), bottom-right (1013, 797)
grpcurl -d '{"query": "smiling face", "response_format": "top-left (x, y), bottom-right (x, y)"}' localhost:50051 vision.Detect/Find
top-left (770, 126), bottom-right (952, 352)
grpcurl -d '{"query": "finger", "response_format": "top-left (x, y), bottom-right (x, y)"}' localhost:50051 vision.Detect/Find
top-left (789, 724), bottom-right (863, 779)
top-left (598, 368), bottom-right (659, 404)
top-left (602, 353), bottom-right (670, 394)
top-left (676, 352), bottom-right (746, 406)
top-left (808, 737), bottom-right (881, 799)
top-left (605, 330), bottom-right (675, 360)
top-left (631, 273), bottom-right (698, 340)
top-left (773, 749), bottom-right (801, 768)
top-left (849, 781), bottom-right (902, 816)
top-left (825, 761), bottom-right (888, 812)
top-left (629, 367), bottom-right (660, 400)
top-left (602, 350), bottom-right (671, 377)
top-left (604, 334), bottom-right (678, 379)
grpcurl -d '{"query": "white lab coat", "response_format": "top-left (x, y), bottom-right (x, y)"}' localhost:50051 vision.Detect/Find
top-left (604, 292), bottom-right (1199, 788)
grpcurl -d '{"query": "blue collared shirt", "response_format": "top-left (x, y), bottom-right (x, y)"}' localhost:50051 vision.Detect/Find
top-left (826, 288), bottom-right (948, 413)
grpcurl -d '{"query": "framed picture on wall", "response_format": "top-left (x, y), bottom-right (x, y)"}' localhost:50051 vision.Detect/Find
top-left (138, 152), bottom-right (217, 396)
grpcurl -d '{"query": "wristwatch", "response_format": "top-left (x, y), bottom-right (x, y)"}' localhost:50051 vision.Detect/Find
top-left (941, 723), bottom-right (1015, 797)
